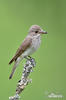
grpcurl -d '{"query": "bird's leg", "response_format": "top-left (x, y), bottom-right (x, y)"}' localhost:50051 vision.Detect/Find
top-left (28, 56), bottom-right (32, 59)
top-left (28, 56), bottom-right (35, 61)
top-left (24, 56), bottom-right (30, 60)
top-left (24, 56), bottom-right (32, 60)
top-left (28, 56), bottom-right (36, 67)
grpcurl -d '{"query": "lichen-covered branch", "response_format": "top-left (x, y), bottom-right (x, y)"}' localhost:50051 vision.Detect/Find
top-left (9, 58), bottom-right (36, 100)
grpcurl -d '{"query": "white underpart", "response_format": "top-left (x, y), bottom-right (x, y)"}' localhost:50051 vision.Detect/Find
top-left (17, 34), bottom-right (41, 64)
top-left (22, 34), bottom-right (41, 57)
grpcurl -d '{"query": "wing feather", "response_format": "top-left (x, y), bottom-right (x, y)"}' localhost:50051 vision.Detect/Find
top-left (9, 36), bottom-right (32, 64)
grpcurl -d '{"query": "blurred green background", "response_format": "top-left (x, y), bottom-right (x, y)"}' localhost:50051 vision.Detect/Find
top-left (0, 0), bottom-right (66, 100)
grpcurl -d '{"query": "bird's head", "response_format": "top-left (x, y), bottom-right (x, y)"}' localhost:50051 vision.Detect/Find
top-left (28, 25), bottom-right (47, 36)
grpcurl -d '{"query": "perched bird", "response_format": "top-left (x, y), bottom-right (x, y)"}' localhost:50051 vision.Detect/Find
top-left (9, 25), bottom-right (47, 79)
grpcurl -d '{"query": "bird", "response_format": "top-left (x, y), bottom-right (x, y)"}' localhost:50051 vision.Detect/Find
top-left (9, 25), bottom-right (47, 79)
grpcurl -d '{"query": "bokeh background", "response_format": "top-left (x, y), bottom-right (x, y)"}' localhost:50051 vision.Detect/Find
top-left (0, 0), bottom-right (66, 100)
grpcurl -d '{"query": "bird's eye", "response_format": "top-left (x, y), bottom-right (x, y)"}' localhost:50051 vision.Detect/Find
top-left (35, 31), bottom-right (38, 33)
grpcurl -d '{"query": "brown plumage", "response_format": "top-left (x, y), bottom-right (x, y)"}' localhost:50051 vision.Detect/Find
top-left (9, 37), bottom-right (32, 64)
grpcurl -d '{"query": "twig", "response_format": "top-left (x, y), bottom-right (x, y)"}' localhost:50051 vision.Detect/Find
top-left (9, 58), bottom-right (36, 100)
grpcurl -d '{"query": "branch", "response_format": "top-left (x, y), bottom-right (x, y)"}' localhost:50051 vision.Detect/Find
top-left (9, 58), bottom-right (36, 100)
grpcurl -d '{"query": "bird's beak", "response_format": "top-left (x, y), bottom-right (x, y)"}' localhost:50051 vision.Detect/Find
top-left (39, 30), bottom-right (48, 34)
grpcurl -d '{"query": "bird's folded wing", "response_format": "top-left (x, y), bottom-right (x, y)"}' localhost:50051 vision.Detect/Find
top-left (9, 36), bottom-right (32, 64)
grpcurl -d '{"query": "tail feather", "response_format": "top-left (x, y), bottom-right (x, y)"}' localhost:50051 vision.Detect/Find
top-left (9, 57), bottom-right (15, 64)
top-left (9, 57), bottom-right (22, 79)
top-left (9, 62), bottom-right (17, 79)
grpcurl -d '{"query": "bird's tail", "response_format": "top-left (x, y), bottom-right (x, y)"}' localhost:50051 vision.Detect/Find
top-left (9, 57), bottom-right (15, 64)
top-left (9, 57), bottom-right (22, 79)
top-left (9, 61), bottom-right (18, 79)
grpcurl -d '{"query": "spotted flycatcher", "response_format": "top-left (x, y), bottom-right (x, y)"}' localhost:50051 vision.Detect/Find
top-left (9, 25), bottom-right (47, 79)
